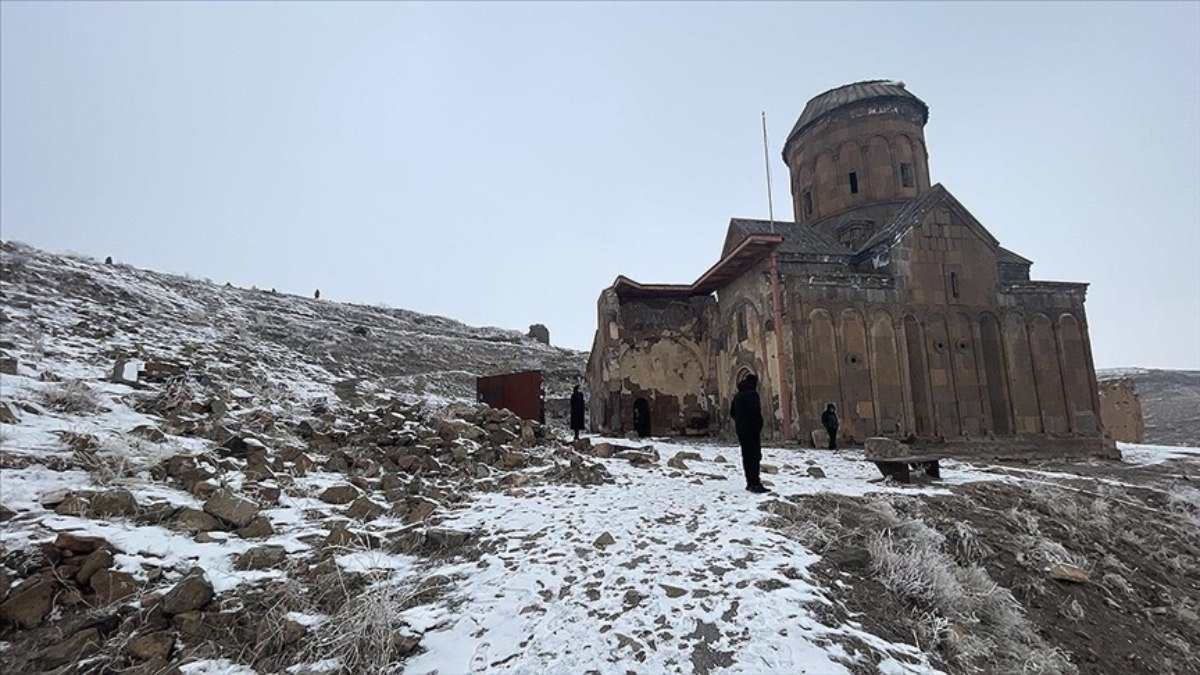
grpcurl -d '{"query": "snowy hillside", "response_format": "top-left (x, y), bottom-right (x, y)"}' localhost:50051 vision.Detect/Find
top-left (1, 240), bottom-right (1199, 675)
top-left (0, 241), bottom-right (586, 405)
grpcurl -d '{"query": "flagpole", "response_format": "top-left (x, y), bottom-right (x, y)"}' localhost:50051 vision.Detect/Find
top-left (762, 111), bottom-right (792, 441)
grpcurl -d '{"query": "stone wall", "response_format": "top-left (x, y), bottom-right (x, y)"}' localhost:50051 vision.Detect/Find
top-left (1098, 378), bottom-right (1145, 443)
top-left (587, 291), bottom-right (718, 437)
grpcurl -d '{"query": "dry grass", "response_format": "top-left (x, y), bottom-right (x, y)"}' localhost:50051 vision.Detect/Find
top-left (39, 379), bottom-right (102, 413)
top-left (293, 578), bottom-right (418, 674)
top-left (868, 524), bottom-right (1077, 674)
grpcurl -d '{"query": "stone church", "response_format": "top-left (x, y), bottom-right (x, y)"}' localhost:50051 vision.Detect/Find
top-left (587, 80), bottom-right (1113, 458)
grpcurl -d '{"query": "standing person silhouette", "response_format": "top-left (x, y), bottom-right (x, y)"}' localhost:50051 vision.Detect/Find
top-left (569, 385), bottom-right (586, 441)
top-left (821, 403), bottom-right (839, 450)
top-left (730, 374), bottom-right (767, 494)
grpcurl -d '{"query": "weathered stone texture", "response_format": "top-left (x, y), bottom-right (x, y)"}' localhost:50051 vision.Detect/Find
top-left (1098, 377), bottom-right (1145, 443)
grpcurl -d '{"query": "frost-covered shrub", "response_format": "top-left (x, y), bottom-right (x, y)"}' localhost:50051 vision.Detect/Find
top-left (869, 528), bottom-right (1077, 674)
top-left (868, 532), bottom-right (965, 610)
top-left (297, 579), bottom-right (418, 674)
top-left (40, 379), bottom-right (102, 413)
top-left (1168, 487), bottom-right (1200, 529)
top-left (947, 520), bottom-right (990, 566)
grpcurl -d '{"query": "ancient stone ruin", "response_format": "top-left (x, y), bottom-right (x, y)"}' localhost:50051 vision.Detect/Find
top-left (1098, 377), bottom-right (1145, 443)
top-left (588, 79), bottom-right (1111, 459)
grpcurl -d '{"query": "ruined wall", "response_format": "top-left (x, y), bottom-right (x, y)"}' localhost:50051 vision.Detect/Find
top-left (587, 290), bottom-right (718, 437)
top-left (712, 259), bottom-right (783, 439)
top-left (1098, 378), bottom-right (1145, 443)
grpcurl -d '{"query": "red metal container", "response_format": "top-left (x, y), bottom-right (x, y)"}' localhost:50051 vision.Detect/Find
top-left (476, 370), bottom-right (544, 423)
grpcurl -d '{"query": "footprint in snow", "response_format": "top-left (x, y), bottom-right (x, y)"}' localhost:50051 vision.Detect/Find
top-left (470, 641), bottom-right (492, 673)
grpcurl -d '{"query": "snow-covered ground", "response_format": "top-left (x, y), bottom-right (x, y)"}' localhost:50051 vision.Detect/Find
top-left (396, 438), bottom-right (1011, 675)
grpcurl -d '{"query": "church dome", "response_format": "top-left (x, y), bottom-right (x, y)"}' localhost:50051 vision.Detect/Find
top-left (783, 80), bottom-right (928, 154)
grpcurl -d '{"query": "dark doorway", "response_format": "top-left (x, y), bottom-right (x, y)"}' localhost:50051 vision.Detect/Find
top-left (633, 398), bottom-right (651, 438)
top-left (903, 316), bottom-right (932, 436)
top-left (979, 314), bottom-right (1012, 435)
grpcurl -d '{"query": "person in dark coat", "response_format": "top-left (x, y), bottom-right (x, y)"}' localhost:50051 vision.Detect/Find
top-left (730, 374), bottom-right (767, 493)
top-left (569, 385), bottom-right (586, 440)
top-left (821, 403), bottom-right (839, 450)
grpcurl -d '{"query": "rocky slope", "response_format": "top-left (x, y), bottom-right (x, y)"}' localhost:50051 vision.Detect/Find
top-left (1098, 368), bottom-right (1200, 446)
top-left (0, 241), bottom-right (586, 406)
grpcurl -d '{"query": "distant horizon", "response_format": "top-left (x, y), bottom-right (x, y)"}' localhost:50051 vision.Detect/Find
top-left (3, 2), bottom-right (1197, 369)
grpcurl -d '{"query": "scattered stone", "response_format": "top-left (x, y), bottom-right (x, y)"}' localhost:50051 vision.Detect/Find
top-left (203, 489), bottom-right (260, 528)
top-left (319, 484), bottom-right (361, 505)
top-left (426, 527), bottom-right (472, 550)
top-left (125, 631), bottom-right (175, 661)
top-left (761, 464), bottom-right (779, 475)
top-left (0, 356), bottom-right (18, 375)
top-left (661, 584), bottom-right (688, 598)
top-left (237, 516), bottom-right (275, 539)
top-left (170, 507), bottom-right (223, 533)
top-left (0, 503), bottom-right (16, 520)
top-left (593, 443), bottom-right (615, 458)
top-left (594, 532), bottom-right (616, 548)
top-left (111, 359), bottom-right (139, 384)
top-left (806, 466), bottom-right (826, 479)
top-left (234, 545), bottom-right (286, 571)
top-left (394, 633), bottom-right (422, 655)
top-left (346, 496), bottom-right (386, 521)
top-left (0, 574), bottom-right (57, 628)
top-left (1047, 562), bottom-right (1091, 583)
top-left (406, 499), bottom-right (437, 524)
top-left (55, 532), bottom-right (110, 554)
top-left (90, 568), bottom-right (139, 604)
top-left (500, 451), bottom-right (527, 469)
top-left (55, 493), bottom-right (91, 516)
top-left (622, 590), bottom-right (646, 609)
top-left (160, 570), bottom-right (213, 614)
top-left (0, 400), bottom-right (20, 424)
top-left (811, 429), bottom-right (828, 449)
top-left (667, 453), bottom-right (691, 470)
top-left (76, 548), bottom-right (114, 584)
top-left (324, 524), bottom-right (359, 548)
top-left (40, 488), bottom-right (71, 509)
top-left (714, 454), bottom-right (728, 463)
top-left (131, 425), bottom-right (167, 443)
top-left (89, 488), bottom-right (138, 517)
top-left (37, 626), bottom-right (102, 668)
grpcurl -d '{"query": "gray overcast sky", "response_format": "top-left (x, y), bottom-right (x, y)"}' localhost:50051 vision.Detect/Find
top-left (3, 2), bottom-right (1198, 369)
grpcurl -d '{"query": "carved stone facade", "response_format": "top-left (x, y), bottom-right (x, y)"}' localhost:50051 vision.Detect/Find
top-left (588, 80), bottom-right (1114, 458)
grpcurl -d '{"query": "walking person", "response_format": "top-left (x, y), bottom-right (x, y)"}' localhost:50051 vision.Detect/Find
top-left (821, 403), bottom-right (839, 450)
top-left (569, 385), bottom-right (586, 441)
top-left (730, 374), bottom-right (767, 494)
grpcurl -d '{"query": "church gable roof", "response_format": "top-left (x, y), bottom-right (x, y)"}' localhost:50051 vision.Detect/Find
top-left (854, 183), bottom-right (1008, 260)
top-left (998, 246), bottom-right (1033, 266)
top-left (723, 218), bottom-right (850, 258)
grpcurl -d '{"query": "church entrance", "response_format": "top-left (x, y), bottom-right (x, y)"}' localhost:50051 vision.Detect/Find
top-left (633, 398), bottom-right (651, 437)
